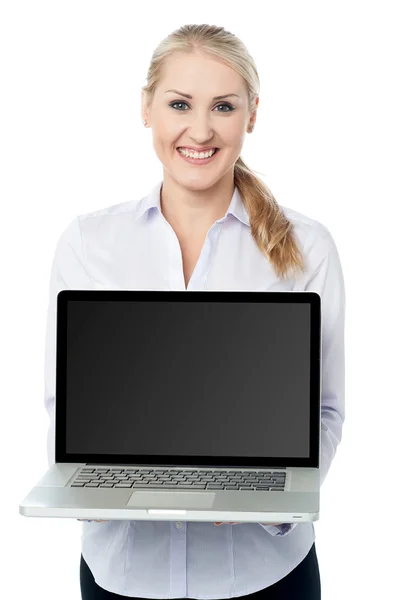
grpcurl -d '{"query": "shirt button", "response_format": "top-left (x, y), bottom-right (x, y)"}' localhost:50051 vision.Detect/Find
top-left (176, 521), bottom-right (183, 529)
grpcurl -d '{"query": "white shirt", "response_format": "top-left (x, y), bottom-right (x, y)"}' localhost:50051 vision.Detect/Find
top-left (44, 180), bottom-right (345, 597)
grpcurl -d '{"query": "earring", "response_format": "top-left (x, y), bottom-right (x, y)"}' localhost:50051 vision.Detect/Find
top-left (143, 119), bottom-right (148, 126)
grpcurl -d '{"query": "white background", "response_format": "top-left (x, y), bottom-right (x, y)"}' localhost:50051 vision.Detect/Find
top-left (2, 1), bottom-right (398, 598)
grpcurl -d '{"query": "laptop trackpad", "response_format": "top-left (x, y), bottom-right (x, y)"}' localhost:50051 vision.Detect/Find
top-left (126, 491), bottom-right (216, 509)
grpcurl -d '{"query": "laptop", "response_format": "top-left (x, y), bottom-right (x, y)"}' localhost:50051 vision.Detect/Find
top-left (19, 290), bottom-right (321, 524)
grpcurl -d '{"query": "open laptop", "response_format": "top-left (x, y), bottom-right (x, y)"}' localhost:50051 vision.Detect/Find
top-left (19, 290), bottom-right (321, 524)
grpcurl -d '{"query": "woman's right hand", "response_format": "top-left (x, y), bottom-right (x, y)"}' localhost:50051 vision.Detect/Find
top-left (77, 519), bottom-right (109, 522)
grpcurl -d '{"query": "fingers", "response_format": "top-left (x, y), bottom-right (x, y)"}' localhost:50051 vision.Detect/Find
top-left (215, 522), bottom-right (284, 526)
top-left (77, 519), bottom-right (109, 522)
top-left (79, 520), bottom-right (280, 526)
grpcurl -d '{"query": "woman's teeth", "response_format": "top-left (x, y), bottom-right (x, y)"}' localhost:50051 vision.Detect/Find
top-left (177, 148), bottom-right (218, 159)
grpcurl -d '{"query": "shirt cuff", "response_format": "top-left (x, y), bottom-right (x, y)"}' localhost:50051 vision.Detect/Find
top-left (259, 523), bottom-right (297, 536)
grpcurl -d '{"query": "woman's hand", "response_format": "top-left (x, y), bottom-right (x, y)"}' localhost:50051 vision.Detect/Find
top-left (77, 519), bottom-right (109, 522)
top-left (214, 522), bottom-right (284, 526)
top-left (78, 520), bottom-right (284, 525)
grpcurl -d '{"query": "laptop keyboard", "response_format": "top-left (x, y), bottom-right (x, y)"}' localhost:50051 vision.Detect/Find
top-left (70, 467), bottom-right (286, 491)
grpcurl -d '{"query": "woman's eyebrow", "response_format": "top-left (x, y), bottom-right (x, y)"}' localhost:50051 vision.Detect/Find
top-left (164, 89), bottom-right (240, 100)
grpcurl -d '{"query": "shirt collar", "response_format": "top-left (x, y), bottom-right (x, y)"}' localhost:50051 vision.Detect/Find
top-left (135, 180), bottom-right (250, 227)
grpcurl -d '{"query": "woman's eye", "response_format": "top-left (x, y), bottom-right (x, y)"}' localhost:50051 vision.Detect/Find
top-left (169, 101), bottom-right (234, 113)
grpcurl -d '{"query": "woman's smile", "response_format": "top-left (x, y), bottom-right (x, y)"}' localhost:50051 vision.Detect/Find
top-left (176, 147), bottom-right (221, 166)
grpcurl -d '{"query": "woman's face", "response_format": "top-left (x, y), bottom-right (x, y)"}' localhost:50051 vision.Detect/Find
top-left (142, 52), bottom-right (257, 190)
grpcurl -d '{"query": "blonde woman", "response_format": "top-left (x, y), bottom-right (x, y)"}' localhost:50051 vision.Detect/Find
top-left (45, 23), bottom-right (345, 600)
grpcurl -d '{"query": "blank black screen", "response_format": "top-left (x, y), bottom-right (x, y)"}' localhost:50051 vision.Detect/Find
top-left (64, 300), bottom-right (311, 459)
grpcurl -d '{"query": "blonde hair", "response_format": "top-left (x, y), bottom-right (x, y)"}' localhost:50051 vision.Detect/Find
top-left (142, 24), bottom-right (305, 280)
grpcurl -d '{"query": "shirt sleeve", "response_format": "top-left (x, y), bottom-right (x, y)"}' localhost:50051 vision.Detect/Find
top-left (44, 216), bottom-right (94, 468)
top-left (261, 222), bottom-right (346, 536)
top-left (306, 223), bottom-right (346, 487)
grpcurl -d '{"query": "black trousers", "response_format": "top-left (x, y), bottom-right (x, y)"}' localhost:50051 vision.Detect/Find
top-left (80, 543), bottom-right (321, 599)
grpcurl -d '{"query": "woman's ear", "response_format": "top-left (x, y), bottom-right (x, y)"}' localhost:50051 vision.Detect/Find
top-left (141, 92), bottom-right (149, 126)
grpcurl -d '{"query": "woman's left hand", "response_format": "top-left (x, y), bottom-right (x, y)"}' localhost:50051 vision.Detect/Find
top-left (214, 522), bottom-right (284, 526)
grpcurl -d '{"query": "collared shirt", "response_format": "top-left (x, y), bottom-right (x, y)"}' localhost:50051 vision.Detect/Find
top-left (44, 180), bottom-right (345, 597)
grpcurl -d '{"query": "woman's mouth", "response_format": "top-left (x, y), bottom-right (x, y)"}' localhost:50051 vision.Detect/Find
top-left (176, 147), bottom-right (220, 165)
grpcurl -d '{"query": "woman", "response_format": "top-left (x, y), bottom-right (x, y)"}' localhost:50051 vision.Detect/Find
top-left (45, 23), bottom-right (345, 600)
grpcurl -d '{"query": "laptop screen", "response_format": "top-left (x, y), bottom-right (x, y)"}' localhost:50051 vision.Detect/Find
top-left (55, 291), bottom-right (321, 468)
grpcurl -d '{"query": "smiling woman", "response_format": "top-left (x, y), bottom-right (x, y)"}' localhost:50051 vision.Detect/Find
top-left (66, 22), bottom-right (333, 600)
top-left (140, 27), bottom-right (306, 284)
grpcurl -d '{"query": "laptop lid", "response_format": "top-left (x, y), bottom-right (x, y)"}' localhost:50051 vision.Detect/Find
top-left (54, 291), bottom-right (321, 469)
